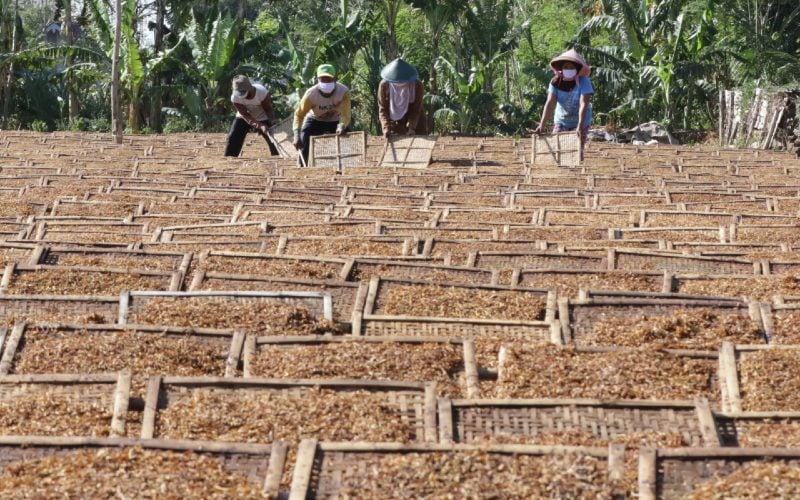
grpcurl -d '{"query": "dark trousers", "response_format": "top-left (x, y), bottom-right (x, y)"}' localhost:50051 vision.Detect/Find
top-left (299, 118), bottom-right (339, 164)
top-left (224, 117), bottom-right (279, 157)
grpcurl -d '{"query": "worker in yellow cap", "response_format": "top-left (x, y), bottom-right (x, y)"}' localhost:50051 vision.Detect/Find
top-left (292, 64), bottom-right (352, 165)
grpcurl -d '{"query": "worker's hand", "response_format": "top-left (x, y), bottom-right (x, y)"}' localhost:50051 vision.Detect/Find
top-left (533, 124), bottom-right (547, 135)
top-left (336, 126), bottom-right (345, 136)
top-left (577, 127), bottom-right (586, 142)
top-left (292, 133), bottom-right (302, 150)
top-left (405, 129), bottom-right (416, 136)
top-left (258, 124), bottom-right (269, 135)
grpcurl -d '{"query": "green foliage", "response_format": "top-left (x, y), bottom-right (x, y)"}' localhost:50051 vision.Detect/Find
top-left (30, 120), bottom-right (49, 132)
top-left (2, 0), bottom-right (798, 135)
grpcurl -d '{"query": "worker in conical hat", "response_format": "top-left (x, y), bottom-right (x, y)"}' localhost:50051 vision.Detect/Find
top-left (534, 49), bottom-right (594, 145)
top-left (378, 58), bottom-right (427, 138)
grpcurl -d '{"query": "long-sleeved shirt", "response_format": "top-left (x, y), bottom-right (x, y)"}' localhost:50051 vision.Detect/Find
top-left (378, 79), bottom-right (424, 134)
top-left (293, 82), bottom-right (351, 131)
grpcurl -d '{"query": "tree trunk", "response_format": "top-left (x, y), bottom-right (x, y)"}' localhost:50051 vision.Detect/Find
top-left (111, 0), bottom-right (123, 143)
top-left (63, 0), bottom-right (80, 122)
top-left (149, 0), bottom-right (165, 131)
top-left (1, 0), bottom-right (19, 126)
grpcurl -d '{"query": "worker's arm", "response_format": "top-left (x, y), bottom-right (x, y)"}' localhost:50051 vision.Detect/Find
top-left (377, 81), bottom-right (392, 136)
top-left (404, 80), bottom-right (425, 135)
top-left (260, 93), bottom-right (277, 124)
top-left (234, 103), bottom-right (264, 130)
top-left (534, 91), bottom-right (557, 134)
top-left (293, 93), bottom-right (314, 134)
top-left (335, 91), bottom-right (352, 134)
top-left (577, 93), bottom-right (592, 140)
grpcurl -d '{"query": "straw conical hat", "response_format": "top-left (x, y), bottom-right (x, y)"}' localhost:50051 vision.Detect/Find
top-left (380, 58), bottom-right (419, 83)
top-left (550, 49), bottom-right (591, 77)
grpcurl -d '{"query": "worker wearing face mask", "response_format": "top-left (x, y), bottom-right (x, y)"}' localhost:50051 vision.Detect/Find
top-left (377, 58), bottom-right (427, 138)
top-left (292, 64), bottom-right (352, 165)
top-left (224, 75), bottom-right (279, 157)
top-left (534, 49), bottom-right (593, 145)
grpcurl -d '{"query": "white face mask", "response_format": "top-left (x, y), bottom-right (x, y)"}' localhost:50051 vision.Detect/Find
top-left (318, 81), bottom-right (336, 94)
top-left (562, 69), bottom-right (577, 79)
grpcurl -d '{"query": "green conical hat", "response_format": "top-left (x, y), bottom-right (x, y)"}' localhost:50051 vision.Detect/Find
top-left (380, 58), bottom-right (418, 83)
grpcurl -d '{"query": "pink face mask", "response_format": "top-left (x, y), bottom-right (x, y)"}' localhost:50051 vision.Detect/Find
top-left (562, 69), bottom-right (577, 80)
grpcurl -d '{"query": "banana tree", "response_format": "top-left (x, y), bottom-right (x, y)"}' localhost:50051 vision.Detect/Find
top-left (575, 0), bottom-right (710, 127)
top-left (432, 57), bottom-right (496, 133)
top-left (85, 0), bottom-right (150, 130)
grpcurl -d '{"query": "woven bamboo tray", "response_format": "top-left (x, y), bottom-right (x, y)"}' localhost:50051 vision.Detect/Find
top-left (363, 277), bottom-right (554, 320)
top-left (137, 239), bottom-right (273, 255)
top-left (669, 273), bottom-right (798, 301)
top-left (438, 207), bottom-right (535, 225)
top-left (501, 225), bottom-right (608, 241)
top-left (0, 436), bottom-right (287, 498)
top-left (719, 342), bottom-right (800, 412)
top-left (0, 263), bottom-right (182, 295)
top-left (638, 447), bottom-right (800, 500)
top-left (134, 214), bottom-right (234, 229)
top-left (198, 250), bottom-right (350, 281)
top-left (347, 259), bottom-right (500, 285)
top-left (243, 335), bottom-right (478, 398)
top-left (427, 191), bottom-right (508, 207)
top-left (562, 296), bottom-right (763, 347)
top-left (147, 199), bottom-right (240, 216)
top-left (267, 187), bottom-right (344, 205)
top-left (288, 440), bottom-right (623, 499)
top-left (510, 192), bottom-right (589, 209)
top-left (381, 224), bottom-right (497, 240)
top-left (439, 397), bottom-right (717, 447)
top-left (377, 135), bottom-right (436, 169)
top-left (760, 303), bottom-right (800, 344)
top-left (278, 235), bottom-right (416, 258)
top-left (611, 249), bottom-right (759, 274)
top-left (640, 210), bottom-right (734, 228)
top-left (33, 246), bottom-right (192, 274)
top-left (188, 271), bottom-right (364, 330)
top-left (0, 243), bottom-right (37, 268)
top-left (494, 344), bottom-right (721, 404)
top-left (613, 226), bottom-right (725, 243)
top-left (713, 411), bottom-right (800, 447)
top-left (0, 322), bottom-right (243, 378)
top-left (732, 224), bottom-right (800, 243)
top-left (763, 259), bottom-right (800, 275)
top-left (541, 208), bottom-right (632, 227)
top-left (470, 250), bottom-right (607, 271)
top-left (531, 132), bottom-right (582, 166)
top-left (594, 193), bottom-right (668, 208)
top-left (338, 205), bottom-right (433, 222)
top-left (0, 294), bottom-right (119, 327)
top-left (738, 212), bottom-right (800, 226)
top-left (269, 220), bottom-right (378, 237)
top-left (268, 116), bottom-right (298, 160)
top-left (0, 372), bottom-right (130, 437)
top-left (140, 376), bottom-right (437, 442)
top-left (309, 132), bottom-right (367, 169)
top-left (157, 221), bottom-right (267, 243)
top-left (515, 269), bottom-right (666, 296)
top-left (49, 199), bottom-right (142, 217)
top-left (118, 290), bottom-right (333, 325)
top-left (238, 209), bottom-right (332, 225)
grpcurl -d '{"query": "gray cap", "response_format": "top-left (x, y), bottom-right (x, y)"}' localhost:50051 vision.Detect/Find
top-left (232, 75), bottom-right (254, 96)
